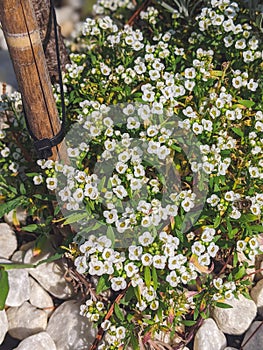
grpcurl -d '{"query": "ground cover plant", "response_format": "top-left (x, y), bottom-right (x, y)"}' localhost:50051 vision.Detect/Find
top-left (0, 0), bottom-right (263, 349)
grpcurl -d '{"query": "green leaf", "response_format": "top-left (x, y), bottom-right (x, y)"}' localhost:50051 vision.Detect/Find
top-left (182, 320), bottom-right (197, 327)
top-left (36, 252), bottom-right (63, 266)
top-left (62, 212), bottom-right (88, 226)
top-left (134, 285), bottom-right (142, 305)
top-left (0, 268), bottom-right (9, 310)
top-left (228, 227), bottom-right (239, 239)
top-left (157, 307), bottom-right (163, 322)
top-left (235, 265), bottom-right (246, 280)
top-left (215, 302), bottom-right (233, 309)
top-left (239, 214), bottom-right (259, 223)
top-left (152, 266), bottom-right (158, 290)
top-left (20, 183), bottom-right (26, 195)
top-left (130, 333), bottom-right (139, 350)
top-left (21, 224), bottom-right (39, 232)
top-left (114, 303), bottom-right (125, 321)
top-left (231, 127), bottom-right (244, 138)
top-left (250, 225), bottom-right (263, 233)
top-left (96, 275), bottom-right (109, 294)
top-left (0, 196), bottom-right (26, 219)
top-left (0, 262), bottom-right (35, 270)
top-left (237, 99), bottom-right (255, 108)
top-left (144, 266), bottom-right (151, 288)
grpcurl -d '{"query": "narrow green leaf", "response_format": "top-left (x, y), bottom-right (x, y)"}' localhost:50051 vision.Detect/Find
top-left (0, 263), bottom-right (35, 270)
top-left (130, 333), bottom-right (139, 350)
top-left (134, 285), bottom-right (142, 304)
top-left (0, 196), bottom-right (26, 219)
top-left (0, 268), bottom-right (9, 310)
top-left (62, 212), bottom-right (87, 226)
top-left (114, 303), bottom-right (125, 321)
top-left (36, 252), bottom-right (63, 266)
top-left (215, 302), bottom-right (233, 309)
top-left (144, 266), bottom-right (151, 288)
top-left (182, 320), bottom-right (197, 327)
top-left (152, 266), bottom-right (158, 290)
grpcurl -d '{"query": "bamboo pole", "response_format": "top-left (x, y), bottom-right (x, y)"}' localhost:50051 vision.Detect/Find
top-left (0, 0), bottom-right (67, 161)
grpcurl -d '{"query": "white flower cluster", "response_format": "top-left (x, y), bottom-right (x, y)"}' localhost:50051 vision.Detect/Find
top-left (196, 1), bottom-right (262, 64)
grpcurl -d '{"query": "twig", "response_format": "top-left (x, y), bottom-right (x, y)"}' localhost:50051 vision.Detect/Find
top-left (127, 0), bottom-right (152, 26)
top-left (89, 282), bottom-right (131, 350)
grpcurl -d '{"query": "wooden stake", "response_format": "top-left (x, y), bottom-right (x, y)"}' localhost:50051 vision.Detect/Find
top-left (0, 0), bottom-right (67, 161)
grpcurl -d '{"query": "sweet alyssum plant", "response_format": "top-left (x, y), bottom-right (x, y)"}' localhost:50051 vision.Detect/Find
top-left (0, 0), bottom-right (263, 349)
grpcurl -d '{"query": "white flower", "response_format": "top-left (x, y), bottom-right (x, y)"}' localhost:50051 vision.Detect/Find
top-left (249, 237), bottom-right (259, 250)
top-left (191, 241), bottom-right (205, 256)
top-left (236, 240), bottom-right (247, 252)
top-left (147, 140), bottom-right (160, 154)
top-left (33, 175), bottom-right (43, 185)
top-left (224, 191), bottom-right (235, 202)
top-left (67, 147), bottom-right (80, 157)
top-left (138, 231), bottom-right (154, 247)
top-left (201, 227), bottom-right (216, 242)
top-left (1, 146), bottom-right (10, 157)
top-left (128, 245), bottom-right (143, 261)
top-left (142, 286), bottom-right (156, 302)
top-left (141, 253), bottom-right (153, 266)
top-left (127, 117), bottom-right (140, 129)
top-left (207, 242), bottom-right (219, 257)
top-left (101, 248), bottom-right (116, 262)
top-left (207, 194), bottom-right (220, 207)
top-left (198, 253), bottom-right (211, 266)
top-left (184, 67), bottom-right (196, 79)
top-left (149, 69), bottom-right (160, 81)
top-left (150, 300), bottom-right (159, 310)
top-left (89, 259), bottom-right (105, 276)
top-left (152, 254), bottom-right (166, 269)
top-left (46, 177), bottom-right (58, 190)
top-left (157, 145), bottom-right (170, 160)
top-left (113, 185), bottom-right (128, 199)
top-left (181, 198), bottom-right (195, 212)
top-left (249, 167), bottom-right (260, 178)
top-left (103, 209), bottom-right (118, 224)
top-left (213, 277), bottom-right (223, 290)
top-left (192, 122), bottom-right (203, 135)
top-left (100, 63), bottom-right (111, 76)
top-left (73, 188), bottom-right (84, 203)
top-left (111, 277), bottom-right (127, 291)
top-left (124, 262), bottom-right (139, 277)
top-left (74, 256), bottom-right (88, 274)
top-left (79, 240), bottom-right (96, 256)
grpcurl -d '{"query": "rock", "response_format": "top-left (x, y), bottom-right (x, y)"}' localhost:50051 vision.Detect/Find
top-left (13, 332), bottom-right (56, 350)
top-left (193, 318), bottom-right (227, 350)
top-left (6, 269), bottom-right (30, 307)
top-left (24, 241), bottom-right (74, 299)
top-left (4, 207), bottom-right (27, 226)
top-left (46, 300), bottom-right (96, 349)
top-left (7, 301), bottom-right (48, 340)
top-left (0, 310), bottom-right (8, 345)
top-left (0, 223), bottom-right (17, 259)
top-left (241, 321), bottom-right (263, 350)
top-left (29, 278), bottom-right (54, 316)
top-left (211, 294), bottom-right (257, 335)
top-left (251, 279), bottom-right (263, 317)
top-left (224, 348), bottom-right (238, 350)
top-left (0, 259), bottom-right (30, 307)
